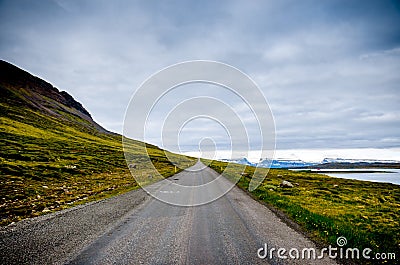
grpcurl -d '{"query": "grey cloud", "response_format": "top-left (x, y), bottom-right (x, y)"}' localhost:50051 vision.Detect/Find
top-left (0, 0), bottom-right (399, 152)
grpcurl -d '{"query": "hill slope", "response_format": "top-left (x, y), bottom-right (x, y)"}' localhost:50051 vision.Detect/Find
top-left (0, 60), bottom-right (195, 226)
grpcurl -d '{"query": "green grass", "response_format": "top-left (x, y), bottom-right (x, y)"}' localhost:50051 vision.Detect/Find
top-left (0, 84), bottom-right (196, 226)
top-left (204, 159), bottom-right (399, 264)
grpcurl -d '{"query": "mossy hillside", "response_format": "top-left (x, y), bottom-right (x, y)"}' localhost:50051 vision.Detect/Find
top-left (0, 81), bottom-right (196, 226)
top-left (204, 159), bottom-right (399, 263)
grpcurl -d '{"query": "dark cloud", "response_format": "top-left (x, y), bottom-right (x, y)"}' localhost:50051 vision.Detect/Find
top-left (0, 0), bottom-right (399, 154)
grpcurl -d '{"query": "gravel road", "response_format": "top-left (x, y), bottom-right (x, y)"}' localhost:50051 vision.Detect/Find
top-left (0, 162), bottom-right (337, 264)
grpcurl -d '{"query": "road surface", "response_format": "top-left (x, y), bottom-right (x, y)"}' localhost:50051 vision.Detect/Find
top-left (0, 162), bottom-right (337, 264)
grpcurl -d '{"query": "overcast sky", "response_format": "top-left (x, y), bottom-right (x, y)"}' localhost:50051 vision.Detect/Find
top-left (1, 0), bottom-right (399, 160)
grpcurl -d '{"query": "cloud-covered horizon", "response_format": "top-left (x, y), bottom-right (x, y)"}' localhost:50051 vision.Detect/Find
top-left (1, 0), bottom-right (399, 154)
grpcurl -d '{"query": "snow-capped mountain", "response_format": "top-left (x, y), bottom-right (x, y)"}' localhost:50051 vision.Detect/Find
top-left (321, 158), bottom-right (400, 164)
top-left (220, 157), bottom-right (400, 169)
top-left (221, 157), bottom-right (255, 166)
top-left (267, 159), bottom-right (318, 168)
top-left (220, 158), bottom-right (317, 168)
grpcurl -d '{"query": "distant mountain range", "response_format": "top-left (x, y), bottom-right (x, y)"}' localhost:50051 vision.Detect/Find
top-left (221, 158), bottom-right (316, 168)
top-left (221, 157), bottom-right (400, 169)
top-left (321, 158), bottom-right (400, 164)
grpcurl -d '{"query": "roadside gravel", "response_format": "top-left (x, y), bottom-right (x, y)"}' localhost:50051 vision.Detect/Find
top-left (0, 188), bottom-right (149, 264)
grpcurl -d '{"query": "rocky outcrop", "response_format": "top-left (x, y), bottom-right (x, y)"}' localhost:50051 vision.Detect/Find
top-left (280, 180), bottom-right (294, 188)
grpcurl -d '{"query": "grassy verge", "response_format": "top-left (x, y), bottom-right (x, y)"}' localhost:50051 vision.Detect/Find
top-left (204, 159), bottom-right (399, 264)
top-left (1, 128), bottom-right (196, 226)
